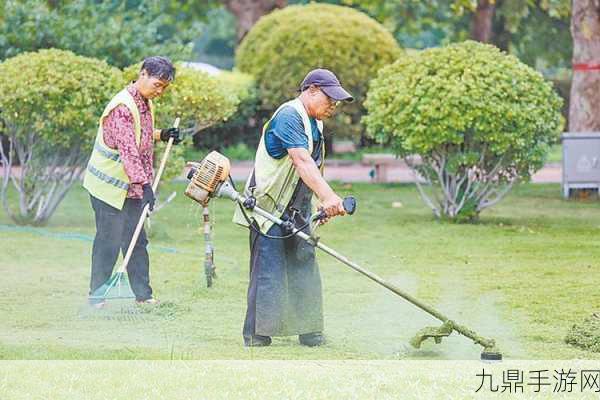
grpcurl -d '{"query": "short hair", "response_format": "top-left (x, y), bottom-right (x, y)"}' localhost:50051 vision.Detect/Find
top-left (141, 56), bottom-right (175, 82)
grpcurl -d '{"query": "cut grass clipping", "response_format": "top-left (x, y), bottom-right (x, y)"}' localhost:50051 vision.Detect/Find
top-left (565, 313), bottom-right (600, 352)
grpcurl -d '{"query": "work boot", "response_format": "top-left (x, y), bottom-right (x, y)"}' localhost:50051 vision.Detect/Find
top-left (299, 332), bottom-right (325, 347)
top-left (244, 335), bottom-right (272, 347)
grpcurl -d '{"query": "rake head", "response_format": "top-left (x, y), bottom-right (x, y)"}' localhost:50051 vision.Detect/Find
top-left (89, 271), bottom-right (135, 300)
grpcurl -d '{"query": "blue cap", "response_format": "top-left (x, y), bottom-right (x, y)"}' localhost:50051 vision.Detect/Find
top-left (300, 68), bottom-right (354, 102)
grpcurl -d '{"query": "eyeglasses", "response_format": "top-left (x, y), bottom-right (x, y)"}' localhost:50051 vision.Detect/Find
top-left (324, 94), bottom-right (340, 107)
top-left (313, 87), bottom-right (340, 107)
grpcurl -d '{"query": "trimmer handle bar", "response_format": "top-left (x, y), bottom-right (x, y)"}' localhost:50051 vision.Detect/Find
top-left (314, 196), bottom-right (357, 221)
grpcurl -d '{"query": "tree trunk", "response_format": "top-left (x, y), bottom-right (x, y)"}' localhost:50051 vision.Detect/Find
top-left (0, 135), bottom-right (10, 166)
top-left (471, 0), bottom-right (496, 43)
top-left (569, 0), bottom-right (600, 132)
top-left (491, 0), bottom-right (510, 52)
top-left (222, 0), bottom-right (287, 44)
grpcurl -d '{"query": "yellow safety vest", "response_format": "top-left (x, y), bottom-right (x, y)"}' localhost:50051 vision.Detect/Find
top-left (233, 98), bottom-right (325, 232)
top-left (83, 88), bottom-right (154, 210)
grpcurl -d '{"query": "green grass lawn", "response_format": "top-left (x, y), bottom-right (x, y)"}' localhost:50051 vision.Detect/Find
top-left (0, 181), bottom-right (598, 361)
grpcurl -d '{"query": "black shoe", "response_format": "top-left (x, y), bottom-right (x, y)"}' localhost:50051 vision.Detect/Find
top-left (299, 332), bottom-right (324, 347)
top-left (244, 335), bottom-right (272, 347)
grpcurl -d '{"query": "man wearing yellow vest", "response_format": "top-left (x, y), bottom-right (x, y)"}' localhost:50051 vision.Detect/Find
top-left (233, 69), bottom-right (353, 347)
top-left (83, 56), bottom-right (181, 308)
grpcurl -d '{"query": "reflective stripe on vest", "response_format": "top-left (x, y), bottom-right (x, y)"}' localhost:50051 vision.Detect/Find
top-left (86, 164), bottom-right (129, 190)
top-left (93, 142), bottom-right (121, 162)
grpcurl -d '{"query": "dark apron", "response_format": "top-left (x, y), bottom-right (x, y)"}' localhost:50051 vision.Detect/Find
top-left (243, 138), bottom-right (324, 338)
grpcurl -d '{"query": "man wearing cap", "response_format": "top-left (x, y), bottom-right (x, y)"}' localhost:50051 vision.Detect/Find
top-left (233, 69), bottom-right (354, 347)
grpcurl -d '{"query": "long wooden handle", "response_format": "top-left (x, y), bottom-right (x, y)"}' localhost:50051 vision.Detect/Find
top-left (117, 117), bottom-right (180, 273)
top-left (152, 117), bottom-right (180, 191)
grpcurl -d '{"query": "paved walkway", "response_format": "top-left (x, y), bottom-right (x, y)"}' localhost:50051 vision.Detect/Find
top-left (228, 160), bottom-right (562, 184)
top-left (1, 161), bottom-right (562, 184)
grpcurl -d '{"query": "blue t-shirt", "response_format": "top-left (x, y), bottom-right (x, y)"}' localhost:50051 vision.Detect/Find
top-left (264, 106), bottom-right (321, 159)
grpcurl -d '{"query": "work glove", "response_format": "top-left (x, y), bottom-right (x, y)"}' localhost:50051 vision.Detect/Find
top-left (141, 183), bottom-right (155, 211)
top-left (160, 127), bottom-right (182, 145)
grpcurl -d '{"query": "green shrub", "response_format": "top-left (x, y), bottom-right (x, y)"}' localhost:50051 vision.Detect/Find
top-left (193, 70), bottom-right (260, 151)
top-left (364, 41), bottom-right (564, 220)
top-left (215, 70), bottom-right (256, 105)
top-left (0, 49), bottom-right (122, 225)
top-left (235, 3), bottom-right (401, 142)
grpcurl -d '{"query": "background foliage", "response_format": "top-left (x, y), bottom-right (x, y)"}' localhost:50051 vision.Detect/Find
top-left (0, 0), bottom-right (202, 67)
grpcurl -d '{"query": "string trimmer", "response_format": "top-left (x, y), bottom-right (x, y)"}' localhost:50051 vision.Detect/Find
top-left (184, 151), bottom-right (502, 361)
top-left (89, 117), bottom-right (180, 302)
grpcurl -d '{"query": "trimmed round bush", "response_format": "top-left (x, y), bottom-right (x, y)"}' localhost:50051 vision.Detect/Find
top-left (364, 41), bottom-right (564, 220)
top-left (195, 70), bottom-right (260, 151)
top-left (0, 49), bottom-right (122, 151)
top-left (215, 70), bottom-right (256, 107)
top-left (0, 49), bottom-right (122, 225)
top-left (235, 3), bottom-right (401, 141)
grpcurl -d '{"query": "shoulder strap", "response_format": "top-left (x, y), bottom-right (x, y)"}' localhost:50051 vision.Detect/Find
top-left (248, 99), bottom-right (299, 191)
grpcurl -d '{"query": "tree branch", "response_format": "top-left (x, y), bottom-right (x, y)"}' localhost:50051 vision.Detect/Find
top-left (0, 133), bottom-right (16, 221)
top-left (478, 179), bottom-right (517, 210)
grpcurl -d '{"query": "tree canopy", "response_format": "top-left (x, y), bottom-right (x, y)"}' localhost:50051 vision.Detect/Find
top-left (0, 0), bottom-right (204, 67)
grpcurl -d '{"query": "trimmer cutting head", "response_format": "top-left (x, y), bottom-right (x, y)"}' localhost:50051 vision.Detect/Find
top-left (410, 322), bottom-right (453, 348)
top-left (410, 321), bottom-right (503, 361)
top-left (481, 347), bottom-right (503, 361)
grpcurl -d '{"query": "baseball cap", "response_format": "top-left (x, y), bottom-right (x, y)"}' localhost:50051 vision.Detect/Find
top-left (300, 68), bottom-right (354, 102)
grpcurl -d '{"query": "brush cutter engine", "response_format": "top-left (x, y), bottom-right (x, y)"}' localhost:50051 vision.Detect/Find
top-left (185, 151), bottom-right (235, 205)
top-left (185, 151), bottom-right (356, 219)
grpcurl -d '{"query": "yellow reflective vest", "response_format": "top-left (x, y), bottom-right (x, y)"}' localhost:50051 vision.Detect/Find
top-left (83, 88), bottom-right (154, 210)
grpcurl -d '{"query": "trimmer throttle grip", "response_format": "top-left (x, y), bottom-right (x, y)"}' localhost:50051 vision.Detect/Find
top-left (343, 196), bottom-right (356, 215)
top-left (315, 196), bottom-right (357, 220)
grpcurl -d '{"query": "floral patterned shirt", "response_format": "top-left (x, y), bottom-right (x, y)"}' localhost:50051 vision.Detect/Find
top-left (102, 84), bottom-right (154, 199)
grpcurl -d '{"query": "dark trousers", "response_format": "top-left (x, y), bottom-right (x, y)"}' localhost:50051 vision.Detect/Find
top-left (89, 195), bottom-right (152, 301)
top-left (243, 224), bottom-right (262, 340)
top-left (243, 219), bottom-right (323, 340)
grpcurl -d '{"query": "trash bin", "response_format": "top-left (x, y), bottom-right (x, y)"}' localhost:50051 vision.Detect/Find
top-left (562, 132), bottom-right (600, 198)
